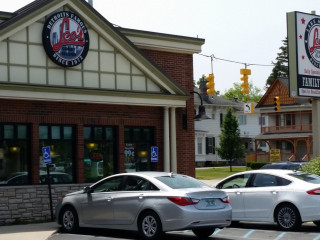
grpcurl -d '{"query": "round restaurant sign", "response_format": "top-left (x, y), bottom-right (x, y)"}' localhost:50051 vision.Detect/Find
top-left (42, 11), bottom-right (90, 67)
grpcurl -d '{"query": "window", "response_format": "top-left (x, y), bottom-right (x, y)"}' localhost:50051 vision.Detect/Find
top-left (238, 115), bottom-right (247, 125)
top-left (251, 174), bottom-right (291, 187)
top-left (197, 137), bottom-right (203, 154)
top-left (84, 126), bottom-right (117, 182)
top-left (216, 174), bottom-right (251, 189)
top-left (220, 113), bottom-right (223, 126)
top-left (124, 127), bottom-right (155, 173)
top-left (260, 116), bottom-right (266, 126)
top-left (206, 137), bottom-right (215, 154)
top-left (39, 125), bottom-right (74, 184)
top-left (0, 124), bottom-right (30, 185)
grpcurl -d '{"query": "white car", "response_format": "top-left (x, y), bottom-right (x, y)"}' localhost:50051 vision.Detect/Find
top-left (215, 169), bottom-right (320, 230)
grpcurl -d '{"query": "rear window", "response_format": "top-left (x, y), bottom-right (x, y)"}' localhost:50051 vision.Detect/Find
top-left (288, 172), bottom-right (320, 184)
top-left (156, 175), bottom-right (206, 189)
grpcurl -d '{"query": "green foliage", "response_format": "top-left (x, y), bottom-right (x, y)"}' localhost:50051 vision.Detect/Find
top-left (216, 107), bottom-right (245, 171)
top-left (247, 162), bottom-right (268, 170)
top-left (222, 82), bottom-right (263, 102)
top-left (266, 38), bottom-right (288, 86)
top-left (300, 157), bottom-right (320, 175)
top-left (196, 166), bottom-right (248, 180)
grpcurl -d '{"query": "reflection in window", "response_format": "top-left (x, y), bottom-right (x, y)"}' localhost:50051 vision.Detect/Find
top-left (39, 125), bottom-right (74, 184)
top-left (84, 126), bottom-right (116, 182)
top-left (124, 127), bottom-right (155, 173)
top-left (0, 124), bottom-right (29, 185)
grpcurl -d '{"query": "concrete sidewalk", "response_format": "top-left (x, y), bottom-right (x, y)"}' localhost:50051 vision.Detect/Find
top-left (0, 222), bottom-right (58, 240)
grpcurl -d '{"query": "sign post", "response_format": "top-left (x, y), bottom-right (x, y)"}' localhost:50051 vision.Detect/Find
top-left (42, 146), bottom-right (53, 221)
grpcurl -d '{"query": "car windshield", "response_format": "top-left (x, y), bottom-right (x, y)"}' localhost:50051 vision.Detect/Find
top-left (288, 172), bottom-right (320, 184)
top-left (156, 174), bottom-right (207, 189)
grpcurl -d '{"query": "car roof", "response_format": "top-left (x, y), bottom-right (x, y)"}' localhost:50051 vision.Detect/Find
top-left (224, 169), bottom-right (296, 177)
top-left (112, 171), bottom-right (180, 178)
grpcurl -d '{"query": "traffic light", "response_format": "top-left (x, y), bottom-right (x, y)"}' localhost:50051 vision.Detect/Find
top-left (206, 73), bottom-right (215, 95)
top-left (240, 68), bottom-right (251, 94)
top-left (274, 96), bottom-right (280, 111)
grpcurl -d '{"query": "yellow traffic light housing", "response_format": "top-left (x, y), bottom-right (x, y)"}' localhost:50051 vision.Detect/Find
top-left (274, 96), bottom-right (280, 111)
top-left (240, 68), bottom-right (251, 94)
top-left (206, 74), bottom-right (215, 95)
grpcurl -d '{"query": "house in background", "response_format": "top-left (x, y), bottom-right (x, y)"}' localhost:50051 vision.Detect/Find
top-left (255, 78), bottom-right (312, 162)
top-left (194, 81), bottom-right (262, 166)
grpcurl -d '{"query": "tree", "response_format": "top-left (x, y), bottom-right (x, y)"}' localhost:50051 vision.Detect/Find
top-left (266, 38), bottom-right (288, 86)
top-left (216, 107), bottom-right (245, 172)
top-left (222, 82), bottom-right (263, 102)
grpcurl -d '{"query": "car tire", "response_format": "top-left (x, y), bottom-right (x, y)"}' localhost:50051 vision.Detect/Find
top-left (313, 220), bottom-right (320, 227)
top-left (275, 203), bottom-right (301, 231)
top-left (192, 228), bottom-right (215, 238)
top-left (138, 210), bottom-right (163, 240)
top-left (60, 206), bottom-right (79, 233)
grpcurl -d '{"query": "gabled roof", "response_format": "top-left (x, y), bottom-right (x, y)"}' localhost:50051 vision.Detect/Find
top-left (0, 0), bottom-right (203, 103)
top-left (256, 78), bottom-right (311, 109)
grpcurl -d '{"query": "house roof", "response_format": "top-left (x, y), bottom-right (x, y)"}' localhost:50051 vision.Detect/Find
top-left (193, 87), bottom-right (245, 111)
top-left (256, 78), bottom-right (311, 109)
top-left (255, 132), bottom-right (312, 140)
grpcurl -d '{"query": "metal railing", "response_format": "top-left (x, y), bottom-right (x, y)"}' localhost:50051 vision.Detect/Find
top-left (261, 124), bottom-right (312, 133)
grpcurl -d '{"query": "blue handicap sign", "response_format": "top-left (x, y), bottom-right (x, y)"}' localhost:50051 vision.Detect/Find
top-left (42, 146), bottom-right (52, 164)
top-left (151, 146), bottom-right (158, 162)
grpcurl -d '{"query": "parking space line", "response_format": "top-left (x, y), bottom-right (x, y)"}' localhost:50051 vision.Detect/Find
top-left (213, 228), bottom-right (223, 235)
top-left (274, 232), bottom-right (286, 240)
top-left (312, 234), bottom-right (320, 240)
top-left (243, 230), bottom-right (255, 238)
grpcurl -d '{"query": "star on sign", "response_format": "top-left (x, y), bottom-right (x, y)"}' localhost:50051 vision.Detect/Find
top-left (301, 18), bottom-right (306, 24)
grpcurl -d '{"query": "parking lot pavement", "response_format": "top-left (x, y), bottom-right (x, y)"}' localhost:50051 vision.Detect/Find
top-left (0, 222), bottom-right (58, 240)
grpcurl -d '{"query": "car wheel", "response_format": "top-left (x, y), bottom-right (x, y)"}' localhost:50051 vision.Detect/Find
top-left (275, 203), bottom-right (301, 230)
top-left (60, 206), bottom-right (79, 233)
top-left (313, 220), bottom-right (320, 227)
top-left (192, 228), bottom-right (215, 238)
top-left (138, 211), bottom-right (163, 240)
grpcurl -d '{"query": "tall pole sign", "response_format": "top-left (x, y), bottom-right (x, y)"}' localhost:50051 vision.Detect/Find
top-left (287, 11), bottom-right (320, 157)
top-left (287, 12), bottom-right (320, 98)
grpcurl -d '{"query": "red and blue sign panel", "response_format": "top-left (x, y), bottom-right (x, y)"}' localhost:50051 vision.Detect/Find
top-left (42, 11), bottom-right (90, 67)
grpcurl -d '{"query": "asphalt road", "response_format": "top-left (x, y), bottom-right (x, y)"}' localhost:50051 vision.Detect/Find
top-left (48, 222), bottom-right (320, 240)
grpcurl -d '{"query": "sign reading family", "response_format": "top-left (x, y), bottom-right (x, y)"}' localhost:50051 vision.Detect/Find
top-left (42, 11), bottom-right (90, 67)
top-left (287, 11), bottom-right (320, 98)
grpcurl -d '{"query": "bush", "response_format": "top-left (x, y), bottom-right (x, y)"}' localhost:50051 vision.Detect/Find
top-left (247, 162), bottom-right (269, 170)
top-left (300, 157), bottom-right (320, 175)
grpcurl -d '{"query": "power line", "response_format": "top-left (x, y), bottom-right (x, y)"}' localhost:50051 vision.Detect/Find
top-left (198, 53), bottom-right (274, 67)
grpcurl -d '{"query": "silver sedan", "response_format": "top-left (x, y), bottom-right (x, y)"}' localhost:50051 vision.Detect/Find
top-left (56, 172), bottom-right (231, 239)
top-left (216, 169), bottom-right (320, 230)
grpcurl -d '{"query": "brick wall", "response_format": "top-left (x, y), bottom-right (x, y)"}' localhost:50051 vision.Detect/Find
top-left (0, 47), bottom-right (196, 224)
top-left (142, 49), bottom-right (196, 176)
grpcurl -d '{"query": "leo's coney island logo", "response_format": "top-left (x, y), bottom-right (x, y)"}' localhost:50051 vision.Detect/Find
top-left (304, 17), bottom-right (320, 68)
top-left (42, 11), bottom-right (89, 67)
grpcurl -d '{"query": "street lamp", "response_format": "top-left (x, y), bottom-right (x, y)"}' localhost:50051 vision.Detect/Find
top-left (192, 91), bottom-right (210, 121)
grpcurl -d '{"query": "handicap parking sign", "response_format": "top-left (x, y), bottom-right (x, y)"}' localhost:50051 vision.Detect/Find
top-left (151, 146), bottom-right (158, 162)
top-left (42, 146), bottom-right (52, 164)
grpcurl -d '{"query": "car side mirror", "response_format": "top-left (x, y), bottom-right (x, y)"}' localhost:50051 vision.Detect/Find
top-left (84, 186), bottom-right (93, 194)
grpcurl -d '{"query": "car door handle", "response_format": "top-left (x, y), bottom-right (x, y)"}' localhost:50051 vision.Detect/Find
top-left (236, 191), bottom-right (242, 195)
top-left (271, 191), bottom-right (278, 194)
top-left (139, 194), bottom-right (144, 199)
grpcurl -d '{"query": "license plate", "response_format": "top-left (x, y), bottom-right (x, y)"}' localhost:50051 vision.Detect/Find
top-left (205, 199), bottom-right (216, 207)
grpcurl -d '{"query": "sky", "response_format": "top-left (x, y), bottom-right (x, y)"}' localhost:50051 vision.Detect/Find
top-left (1, 0), bottom-right (320, 94)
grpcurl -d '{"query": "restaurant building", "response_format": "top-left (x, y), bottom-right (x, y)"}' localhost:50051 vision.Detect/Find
top-left (0, 0), bottom-right (204, 223)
